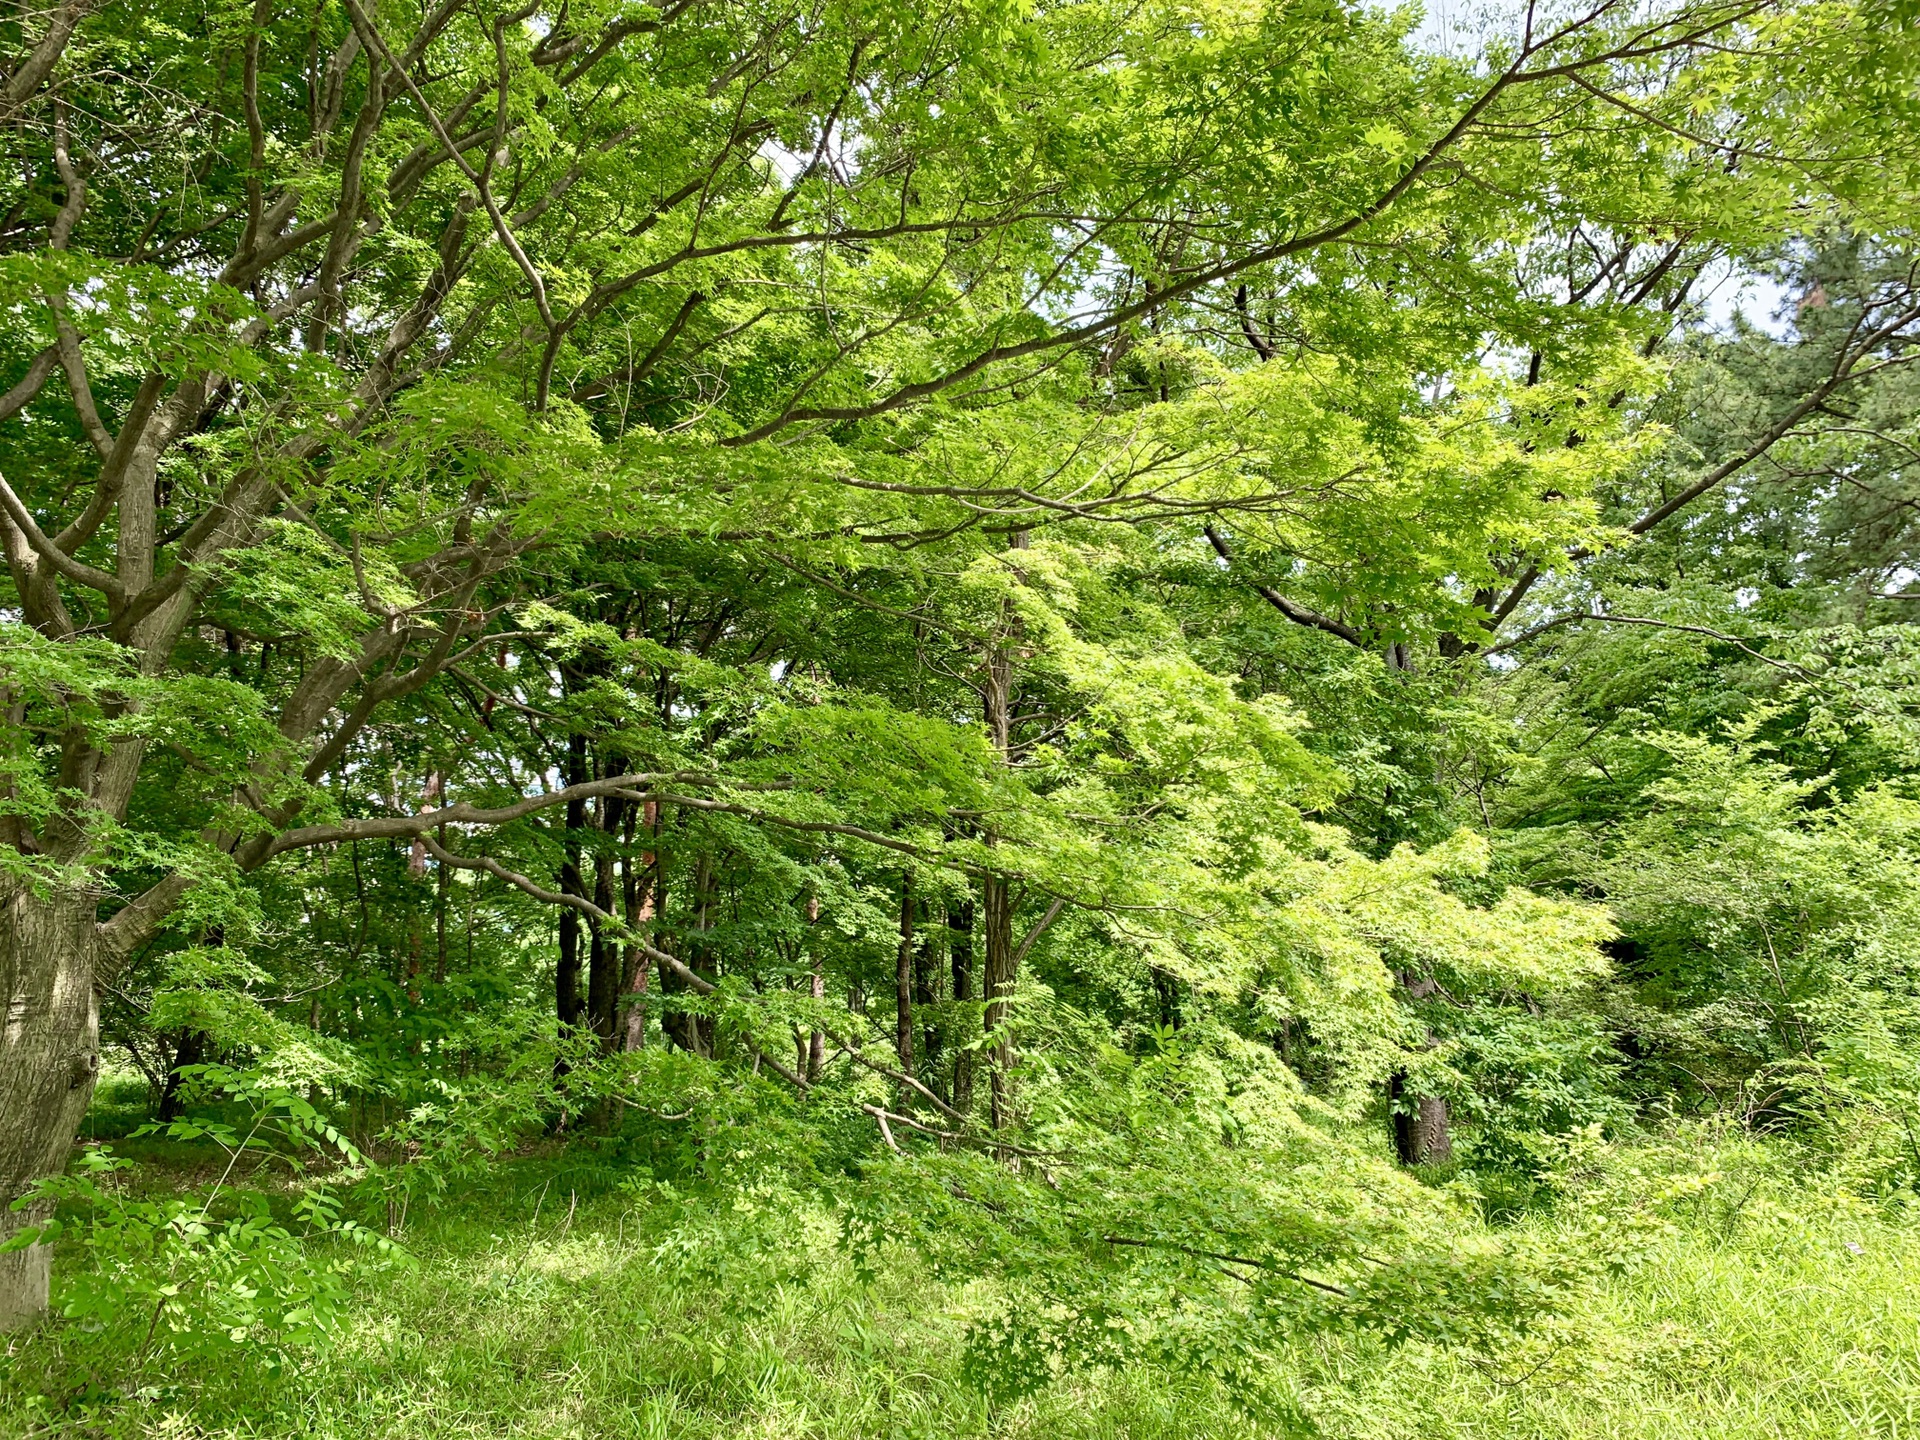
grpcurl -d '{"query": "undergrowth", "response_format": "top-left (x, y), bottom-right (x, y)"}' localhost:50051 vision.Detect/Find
top-left (3, 1105), bottom-right (1917, 1440)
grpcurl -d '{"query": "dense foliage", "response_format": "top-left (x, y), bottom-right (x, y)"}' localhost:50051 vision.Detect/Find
top-left (2, 0), bottom-right (1919, 1429)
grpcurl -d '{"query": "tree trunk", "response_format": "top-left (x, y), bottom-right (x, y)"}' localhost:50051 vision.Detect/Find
top-left (155, 1025), bottom-right (208, 1122)
top-left (894, 872), bottom-right (915, 1077)
top-left (1150, 966), bottom-right (1180, 1033)
top-left (980, 554), bottom-right (1020, 1128)
top-left (658, 955), bottom-right (702, 1054)
top-left (914, 909), bottom-right (942, 1100)
top-left (556, 733), bottom-right (589, 1032)
top-left (620, 800), bottom-right (658, 1052)
top-left (434, 821), bottom-right (450, 984)
top-left (949, 899), bottom-right (974, 1114)
top-left (982, 874), bottom-right (1015, 1129)
top-left (1390, 1073), bottom-right (1454, 1166)
top-left (662, 853), bottom-right (713, 1056)
top-left (0, 885), bottom-right (100, 1330)
top-left (805, 894), bottom-right (825, 1081)
top-left (1390, 974), bottom-right (1453, 1165)
top-left (691, 853), bottom-right (716, 1057)
top-left (588, 791), bottom-right (624, 1047)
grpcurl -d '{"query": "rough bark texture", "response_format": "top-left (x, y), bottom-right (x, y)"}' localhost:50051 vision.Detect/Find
top-left (0, 886), bottom-right (100, 1330)
top-left (1411, 1095), bottom-right (1453, 1163)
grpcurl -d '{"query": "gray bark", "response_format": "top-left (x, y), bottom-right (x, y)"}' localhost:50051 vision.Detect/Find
top-left (0, 885), bottom-right (100, 1329)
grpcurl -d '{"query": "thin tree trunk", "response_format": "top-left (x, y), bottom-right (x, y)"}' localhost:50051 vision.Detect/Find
top-left (408, 775), bottom-right (440, 1005)
top-left (949, 899), bottom-right (974, 1114)
top-left (556, 732), bottom-right (589, 1033)
top-left (914, 906), bottom-right (942, 1100)
top-left (806, 893), bottom-right (825, 1081)
top-left (155, 1026), bottom-right (208, 1122)
top-left (691, 854), bottom-right (715, 1056)
top-left (588, 787), bottom-right (624, 1047)
top-left (982, 873), bottom-right (1015, 1129)
top-left (895, 872), bottom-right (915, 1077)
top-left (434, 821), bottom-right (449, 983)
top-left (1150, 967), bottom-right (1180, 1033)
top-left (621, 799), bottom-right (658, 1052)
top-left (0, 886), bottom-right (100, 1330)
top-left (662, 854), bottom-right (712, 1056)
top-left (405, 906), bottom-right (423, 1005)
top-left (980, 532), bottom-right (1025, 1128)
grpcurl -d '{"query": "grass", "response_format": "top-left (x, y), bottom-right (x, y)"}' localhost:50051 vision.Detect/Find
top-left (1313, 1197), bottom-right (1920, 1438)
top-left (4, 1090), bottom-right (1919, 1438)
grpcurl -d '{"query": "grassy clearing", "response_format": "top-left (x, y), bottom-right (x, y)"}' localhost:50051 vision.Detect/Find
top-left (3, 1128), bottom-right (1918, 1439)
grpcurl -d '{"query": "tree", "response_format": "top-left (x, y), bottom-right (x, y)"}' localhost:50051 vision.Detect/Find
top-left (1464, 240), bottom-right (1920, 1161)
top-left (1, 0), bottom-right (1901, 1327)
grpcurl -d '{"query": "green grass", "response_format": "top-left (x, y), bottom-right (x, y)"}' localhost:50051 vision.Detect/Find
top-left (1313, 1202), bottom-right (1920, 1438)
top-left (4, 1117), bottom-right (1919, 1438)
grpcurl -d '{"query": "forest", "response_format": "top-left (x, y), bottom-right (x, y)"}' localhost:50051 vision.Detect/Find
top-left (1, 0), bottom-right (1918, 1433)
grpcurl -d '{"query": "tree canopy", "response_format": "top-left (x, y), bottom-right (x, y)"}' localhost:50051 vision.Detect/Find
top-left (3, 0), bottom-right (1920, 1415)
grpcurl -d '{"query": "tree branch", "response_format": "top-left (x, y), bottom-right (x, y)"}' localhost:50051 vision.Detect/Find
top-left (0, 467), bottom-right (125, 599)
top-left (1620, 303), bottom-right (1920, 541)
top-left (1485, 294), bottom-right (1920, 630)
top-left (718, 13), bottom-right (1695, 448)
top-left (1101, 1235), bottom-right (1351, 1297)
top-left (0, 346), bottom-right (58, 425)
top-left (1483, 611), bottom-right (1836, 683)
top-left (0, 0), bottom-right (90, 125)
top-left (1011, 897), bottom-right (1066, 971)
top-left (257, 771), bottom-right (723, 859)
top-left (1203, 525), bottom-right (1364, 646)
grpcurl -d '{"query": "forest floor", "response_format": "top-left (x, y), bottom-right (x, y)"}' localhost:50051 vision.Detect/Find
top-left (3, 1095), bottom-right (1918, 1438)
